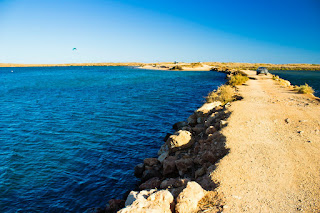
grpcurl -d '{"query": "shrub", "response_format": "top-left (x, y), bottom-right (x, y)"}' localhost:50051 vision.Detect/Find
top-left (232, 70), bottom-right (248, 77)
top-left (272, 75), bottom-right (280, 80)
top-left (295, 83), bottom-right (314, 94)
top-left (206, 85), bottom-right (235, 104)
top-left (170, 65), bottom-right (183, 70)
top-left (228, 74), bottom-right (249, 86)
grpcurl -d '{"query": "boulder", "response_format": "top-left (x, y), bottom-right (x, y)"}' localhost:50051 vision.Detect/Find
top-left (175, 181), bottom-right (206, 213)
top-left (195, 102), bottom-right (222, 117)
top-left (124, 189), bottom-right (157, 207)
top-left (195, 166), bottom-right (206, 179)
top-left (173, 121), bottom-right (188, 130)
top-left (134, 163), bottom-right (145, 178)
top-left (204, 112), bottom-right (218, 127)
top-left (106, 199), bottom-right (125, 213)
top-left (158, 143), bottom-right (169, 156)
top-left (119, 190), bottom-right (174, 213)
top-left (205, 126), bottom-right (217, 135)
top-left (166, 130), bottom-right (194, 152)
top-left (139, 177), bottom-right (161, 190)
top-left (192, 124), bottom-right (205, 135)
top-left (141, 169), bottom-right (162, 182)
top-left (175, 158), bottom-right (193, 176)
top-left (187, 113), bottom-right (197, 126)
top-left (144, 158), bottom-right (159, 167)
top-left (158, 151), bottom-right (169, 163)
top-left (160, 178), bottom-right (190, 189)
top-left (162, 156), bottom-right (177, 175)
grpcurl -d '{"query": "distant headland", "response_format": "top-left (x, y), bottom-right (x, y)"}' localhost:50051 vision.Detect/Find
top-left (0, 62), bottom-right (319, 71)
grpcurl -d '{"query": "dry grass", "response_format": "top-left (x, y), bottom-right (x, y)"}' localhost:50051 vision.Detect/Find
top-left (271, 75), bottom-right (291, 87)
top-left (206, 85), bottom-right (235, 104)
top-left (197, 191), bottom-right (224, 213)
top-left (295, 84), bottom-right (314, 94)
top-left (228, 74), bottom-right (249, 86)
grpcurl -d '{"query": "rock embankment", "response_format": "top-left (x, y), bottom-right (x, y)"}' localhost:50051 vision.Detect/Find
top-left (93, 97), bottom-right (233, 213)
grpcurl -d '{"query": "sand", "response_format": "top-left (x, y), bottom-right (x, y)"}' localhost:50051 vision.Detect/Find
top-left (211, 70), bottom-right (320, 212)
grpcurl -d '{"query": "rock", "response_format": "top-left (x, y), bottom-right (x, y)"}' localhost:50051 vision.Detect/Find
top-left (166, 130), bottom-right (194, 152)
top-left (195, 102), bottom-right (222, 117)
top-left (173, 121), bottom-right (188, 130)
top-left (124, 189), bottom-right (157, 207)
top-left (141, 169), bottom-right (162, 182)
top-left (163, 156), bottom-right (177, 175)
top-left (175, 158), bottom-right (193, 176)
top-left (187, 113), bottom-right (197, 126)
top-left (144, 158), bottom-right (159, 167)
top-left (158, 151), bottom-right (169, 163)
top-left (106, 199), bottom-right (125, 213)
top-left (195, 166), bottom-right (206, 179)
top-left (158, 143), bottom-right (169, 156)
top-left (202, 151), bottom-right (218, 163)
top-left (220, 120), bottom-right (228, 128)
top-left (160, 178), bottom-right (190, 189)
top-left (204, 112), bottom-right (218, 127)
top-left (139, 177), bottom-right (161, 190)
top-left (192, 124), bottom-right (205, 135)
top-left (283, 80), bottom-right (291, 87)
top-left (120, 190), bottom-right (174, 213)
top-left (197, 116), bottom-right (206, 124)
top-left (175, 182), bottom-right (206, 213)
top-left (163, 133), bottom-right (171, 142)
top-left (134, 163), bottom-right (145, 178)
top-left (205, 126), bottom-right (217, 135)
top-left (285, 118), bottom-right (290, 124)
top-left (169, 186), bottom-right (185, 199)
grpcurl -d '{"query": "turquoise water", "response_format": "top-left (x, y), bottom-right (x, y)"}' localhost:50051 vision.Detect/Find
top-left (0, 66), bottom-right (226, 212)
top-left (269, 70), bottom-right (320, 97)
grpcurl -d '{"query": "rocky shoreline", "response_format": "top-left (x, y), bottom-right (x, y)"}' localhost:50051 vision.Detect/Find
top-left (88, 69), bottom-right (320, 212)
top-left (88, 76), bottom-right (240, 213)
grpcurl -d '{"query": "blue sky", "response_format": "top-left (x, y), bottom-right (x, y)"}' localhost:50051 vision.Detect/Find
top-left (0, 0), bottom-right (319, 64)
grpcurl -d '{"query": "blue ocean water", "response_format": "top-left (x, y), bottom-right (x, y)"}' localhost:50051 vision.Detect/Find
top-left (0, 66), bottom-right (226, 212)
top-left (269, 70), bottom-right (320, 97)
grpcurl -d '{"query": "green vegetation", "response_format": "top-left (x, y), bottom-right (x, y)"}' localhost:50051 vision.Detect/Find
top-left (206, 85), bottom-right (235, 104)
top-left (227, 74), bottom-right (249, 86)
top-left (295, 84), bottom-right (314, 94)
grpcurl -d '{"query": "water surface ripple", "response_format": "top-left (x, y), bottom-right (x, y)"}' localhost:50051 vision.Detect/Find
top-left (0, 66), bottom-right (226, 212)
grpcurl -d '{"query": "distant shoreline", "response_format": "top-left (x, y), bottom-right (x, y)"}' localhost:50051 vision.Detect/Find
top-left (0, 62), bottom-right (319, 71)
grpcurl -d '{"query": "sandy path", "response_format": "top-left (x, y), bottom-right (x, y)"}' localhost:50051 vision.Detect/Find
top-left (211, 71), bottom-right (320, 212)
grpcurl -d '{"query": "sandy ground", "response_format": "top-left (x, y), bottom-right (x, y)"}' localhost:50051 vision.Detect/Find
top-left (211, 71), bottom-right (320, 212)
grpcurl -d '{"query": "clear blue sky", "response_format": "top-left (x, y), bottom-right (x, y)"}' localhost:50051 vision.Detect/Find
top-left (0, 0), bottom-right (319, 64)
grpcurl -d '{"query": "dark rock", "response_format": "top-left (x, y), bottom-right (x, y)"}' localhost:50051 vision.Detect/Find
top-left (173, 121), bottom-right (188, 130)
top-left (160, 178), bottom-right (190, 189)
top-left (187, 113), bottom-right (197, 126)
top-left (205, 126), bottom-right (217, 135)
top-left (134, 163), bottom-right (144, 178)
top-left (141, 169), bottom-right (162, 182)
top-left (175, 158), bottom-right (193, 176)
top-left (139, 177), bottom-right (161, 190)
top-left (144, 158), bottom-right (159, 167)
top-left (163, 133), bottom-right (171, 142)
top-left (105, 199), bottom-right (125, 213)
top-left (192, 124), bottom-right (205, 135)
top-left (202, 151), bottom-right (218, 163)
top-left (163, 156), bottom-right (177, 175)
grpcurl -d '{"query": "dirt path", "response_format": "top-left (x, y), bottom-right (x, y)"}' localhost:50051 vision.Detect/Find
top-left (211, 71), bottom-right (320, 212)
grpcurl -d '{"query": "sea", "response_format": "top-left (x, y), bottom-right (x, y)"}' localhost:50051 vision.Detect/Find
top-left (0, 66), bottom-right (226, 212)
top-left (269, 70), bottom-right (320, 97)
